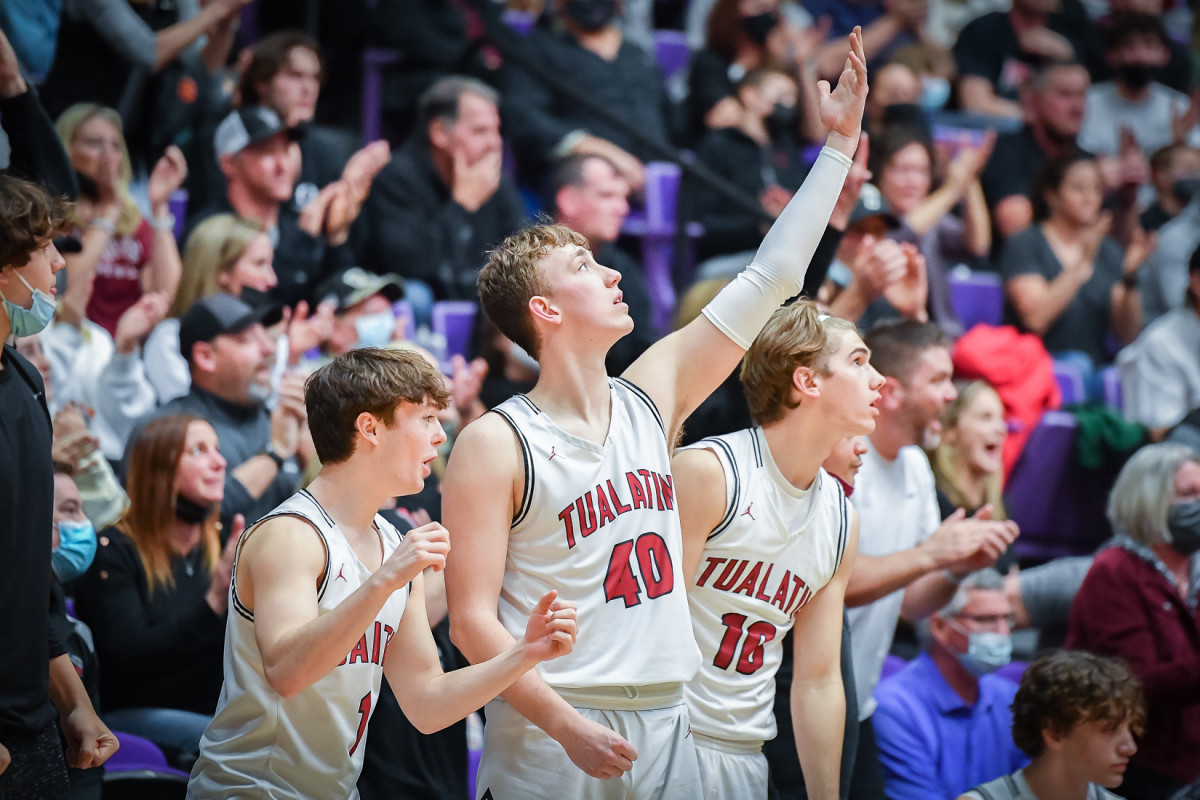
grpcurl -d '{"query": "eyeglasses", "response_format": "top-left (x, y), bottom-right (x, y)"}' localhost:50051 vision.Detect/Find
top-left (953, 613), bottom-right (1016, 630)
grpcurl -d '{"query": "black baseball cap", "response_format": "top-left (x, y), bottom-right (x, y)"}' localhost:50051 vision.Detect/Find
top-left (315, 267), bottom-right (405, 313)
top-left (214, 105), bottom-right (301, 159)
top-left (848, 184), bottom-right (901, 229)
top-left (178, 293), bottom-right (283, 362)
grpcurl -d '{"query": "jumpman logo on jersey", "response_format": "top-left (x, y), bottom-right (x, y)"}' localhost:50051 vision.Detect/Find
top-left (335, 564), bottom-right (347, 582)
top-left (548, 446), bottom-right (561, 461)
top-left (741, 502), bottom-right (756, 521)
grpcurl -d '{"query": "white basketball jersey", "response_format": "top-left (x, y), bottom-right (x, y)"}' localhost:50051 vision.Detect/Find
top-left (683, 428), bottom-right (850, 743)
top-left (188, 490), bottom-right (409, 800)
top-left (490, 377), bottom-right (701, 689)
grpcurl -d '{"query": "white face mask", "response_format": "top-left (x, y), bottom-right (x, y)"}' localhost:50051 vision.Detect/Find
top-left (947, 618), bottom-right (1012, 676)
top-left (353, 310), bottom-right (397, 348)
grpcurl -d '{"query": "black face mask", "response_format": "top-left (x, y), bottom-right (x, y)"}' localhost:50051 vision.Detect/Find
top-left (175, 494), bottom-right (217, 525)
top-left (1169, 499), bottom-right (1200, 556)
top-left (1117, 63), bottom-right (1154, 91)
top-left (1171, 176), bottom-right (1200, 205)
top-left (562, 0), bottom-right (618, 32)
top-left (742, 12), bottom-right (779, 46)
top-left (75, 170), bottom-right (100, 201)
top-left (765, 103), bottom-right (797, 141)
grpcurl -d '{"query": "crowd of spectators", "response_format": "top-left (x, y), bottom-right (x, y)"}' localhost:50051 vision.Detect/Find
top-left (2, 0), bottom-right (1200, 797)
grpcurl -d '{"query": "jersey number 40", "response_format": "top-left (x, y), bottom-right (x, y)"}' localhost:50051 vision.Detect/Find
top-left (603, 532), bottom-right (675, 608)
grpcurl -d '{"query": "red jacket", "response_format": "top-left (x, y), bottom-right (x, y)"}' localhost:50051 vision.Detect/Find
top-left (1066, 545), bottom-right (1200, 784)
top-left (952, 324), bottom-right (1060, 479)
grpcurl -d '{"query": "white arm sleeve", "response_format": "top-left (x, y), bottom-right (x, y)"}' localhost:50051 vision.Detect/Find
top-left (701, 146), bottom-right (853, 349)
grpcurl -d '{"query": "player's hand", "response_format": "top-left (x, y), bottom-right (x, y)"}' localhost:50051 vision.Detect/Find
top-left (61, 706), bottom-right (119, 769)
top-left (558, 716), bottom-right (639, 780)
top-left (522, 590), bottom-right (578, 662)
top-left (817, 27), bottom-right (868, 157)
top-left (381, 522), bottom-right (451, 590)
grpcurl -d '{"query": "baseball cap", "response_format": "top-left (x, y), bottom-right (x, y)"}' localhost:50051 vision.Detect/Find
top-left (214, 106), bottom-right (301, 160)
top-left (847, 184), bottom-right (901, 229)
top-left (315, 267), bottom-right (405, 313)
top-left (178, 293), bottom-right (283, 362)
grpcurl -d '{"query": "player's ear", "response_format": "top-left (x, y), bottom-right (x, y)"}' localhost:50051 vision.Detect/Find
top-left (528, 294), bottom-right (560, 327)
top-left (792, 365), bottom-right (819, 400)
top-left (355, 410), bottom-right (380, 445)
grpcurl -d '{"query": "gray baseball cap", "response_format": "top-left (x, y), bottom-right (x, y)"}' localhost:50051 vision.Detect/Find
top-left (214, 106), bottom-right (301, 160)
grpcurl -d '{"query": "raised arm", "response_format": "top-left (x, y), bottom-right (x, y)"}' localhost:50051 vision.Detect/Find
top-left (241, 516), bottom-right (449, 698)
top-left (623, 29), bottom-right (867, 440)
top-left (443, 415), bottom-right (638, 780)
top-left (792, 511), bottom-right (858, 800)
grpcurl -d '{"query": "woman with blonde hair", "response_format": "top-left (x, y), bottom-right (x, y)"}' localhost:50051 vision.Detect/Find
top-left (55, 103), bottom-right (187, 335)
top-left (932, 380), bottom-right (1008, 521)
top-left (143, 213), bottom-right (276, 402)
top-left (74, 413), bottom-right (239, 769)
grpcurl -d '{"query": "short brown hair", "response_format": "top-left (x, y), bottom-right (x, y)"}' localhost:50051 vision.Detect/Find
top-left (1011, 650), bottom-right (1146, 758)
top-left (741, 301), bottom-right (859, 425)
top-left (305, 348), bottom-right (451, 465)
top-left (0, 175), bottom-right (71, 270)
top-left (862, 319), bottom-right (950, 383)
top-left (239, 31), bottom-right (324, 106)
top-left (478, 223), bottom-right (587, 359)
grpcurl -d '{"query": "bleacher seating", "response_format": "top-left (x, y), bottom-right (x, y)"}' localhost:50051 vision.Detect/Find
top-left (102, 732), bottom-right (189, 799)
top-left (948, 269), bottom-right (1003, 330)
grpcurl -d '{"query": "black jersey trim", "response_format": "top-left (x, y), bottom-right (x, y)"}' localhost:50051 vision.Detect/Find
top-left (491, 407), bottom-right (535, 528)
top-left (833, 489), bottom-right (849, 574)
top-left (750, 427), bottom-right (764, 468)
top-left (612, 377), bottom-right (666, 437)
top-left (701, 437), bottom-right (741, 540)
top-left (230, 509), bottom-right (332, 619)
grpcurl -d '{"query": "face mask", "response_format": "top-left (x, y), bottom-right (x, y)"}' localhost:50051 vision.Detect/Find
top-left (1168, 499), bottom-right (1200, 556)
top-left (765, 103), bottom-right (797, 142)
top-left (1171, 176), bottom-right (1200, 205)
top-left (920, 76), bottom-right (952, 111)
top-left (175, 493), bottom-right (217, 525)
top-left (1116, 64), bottom-right (1154, 91)
top-left (353, 310), bottom-right (397, 349)
top-left (1, 270), bottom-right (57, 337)
top-left (562, 0), bottom-right (618, 32)
top-left (742, 11), bottom-right (779, 45)
top-left (52, 519), bottom-right (97, 583)
top-left (948, 620), bottom-right (1012, 676)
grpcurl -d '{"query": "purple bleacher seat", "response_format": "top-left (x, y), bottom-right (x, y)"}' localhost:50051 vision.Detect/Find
top-left (948, 270), bottom-right (1003, 330)
top-left (431, 300), bottom-right (478, 369)
top-left (103, 731), bottom-right (190, 798)
top-left (653, 30), bottom-right (691, 82)
top-left (1007, 411), bottom-right (1106, 561)
top-left (392, 300), bottom-right (414, 342)
top-left (168, 190), bottom-right (188, 241)
top-left (1053, 361), bottom-right (1086, 406)
top-left (881, 654), bottom-right (907, 682)
top-left (361, 47), bottom-right (404, 145)
top-left (623, 162), bottom-right (681, 333)
top-left (503, 9), bottom-right (537, 36)
top-left (1101, 365), bottom-right (1122, 411)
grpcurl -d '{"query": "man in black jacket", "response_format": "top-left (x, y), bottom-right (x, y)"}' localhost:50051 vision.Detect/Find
top-left (363, 76), bottom-right (523, 322)
top-left (0, 175), bottom-right (117, 798)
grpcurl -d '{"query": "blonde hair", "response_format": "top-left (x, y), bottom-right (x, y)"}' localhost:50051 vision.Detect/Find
top-left (478, 223), bottom-right (586, 359)
top-left (171, 214), bottom-right (266, 318)
top-left (741, 301), bottom-right (859, 425)
top-left (55, 104), bottom-right (142, 237)
top-left (932, 380), bottom-right (1007, 518)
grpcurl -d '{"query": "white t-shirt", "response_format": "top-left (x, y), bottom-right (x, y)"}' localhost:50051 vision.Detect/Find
top-left (846, 441), bottom-right (941, 720)
top-left (962, 768), bottom-right (1122, 799)
top-left (1118, 307), bottom-right (1200, 431)
top-left (1078, 81), bottom-right (1194, 157)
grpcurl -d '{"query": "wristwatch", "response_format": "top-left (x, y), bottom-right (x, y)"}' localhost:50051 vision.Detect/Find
top-left (149, 212), bottom-right (176, 232)
top-left (263, 445), bottom-right (286, 470)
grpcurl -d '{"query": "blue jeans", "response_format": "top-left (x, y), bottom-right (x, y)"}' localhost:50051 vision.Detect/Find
top-left (103, 707), bottom-right (211, 769)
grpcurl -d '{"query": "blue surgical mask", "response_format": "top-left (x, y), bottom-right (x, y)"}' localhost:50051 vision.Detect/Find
top-left (920, 76), bottom-right (952, 111)
top-left (353, 310), bottom-right (397, 349)
top-left (52, 519), bottom-right (97, 583)
top-left (948, 620), bottom-right (1012, 676)
top-left (1, 270), bottom-right (57, 337)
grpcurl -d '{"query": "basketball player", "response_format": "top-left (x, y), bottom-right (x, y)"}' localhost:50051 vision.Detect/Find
top-left (442, 29), bottom-right (868, 800)
top-left (186, 349), bottom-right (578, 799)
top-left (673, 303), bottom-right (882, 800)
